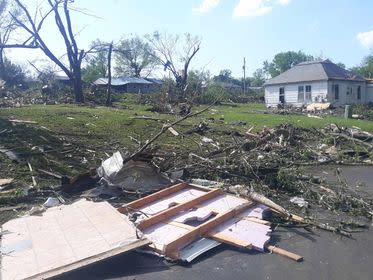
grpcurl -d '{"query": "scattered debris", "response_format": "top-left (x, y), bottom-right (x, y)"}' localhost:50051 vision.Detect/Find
top-left (0, 147), bottom-right (20, 163)
top-left (8, 119), bottom-right (37, 124)
top-left (0, 178), bottom-right (14, 190)
top-left (118, 183), bottom-right (303, 262)
top-left (27, 160), bottom-right (37, 188)
top-left (42, 197), bottom-right (60, 207)
top-left (306, 103), bottom-right (331, 111)
top-left (97, 151), bottom-right (171, 192)
top-left (290, 196), bottom-right (309, 208)
top-left (168, 126), bottom-right (179, 136)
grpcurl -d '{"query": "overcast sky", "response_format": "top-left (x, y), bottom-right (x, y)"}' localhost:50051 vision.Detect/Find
top-left (6, 0), bottom-right (373, 77)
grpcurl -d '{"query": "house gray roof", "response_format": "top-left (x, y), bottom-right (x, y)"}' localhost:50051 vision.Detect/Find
top-left (145, 78), bottom-right (163, 85)
top-left (93, 76), bottom-right (153, 86)
top-left (264, 59), bottom-right (366, 86)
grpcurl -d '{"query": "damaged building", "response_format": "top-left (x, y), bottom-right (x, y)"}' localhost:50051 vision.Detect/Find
top-left (93, 77), bottom-right (163, 93)
top-left (264, 59), bottom-right (373, 107)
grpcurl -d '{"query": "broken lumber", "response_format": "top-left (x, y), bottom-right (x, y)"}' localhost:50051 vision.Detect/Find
top-left (8, 119), bottom-right (37, 124)
top-left (243, 192), bottom-right (305, 223)
top-left (164, 202), bottom-right (255, 259)
top-left (38, 169), bottom-right (62, 179)
top-left (137, 188), bottom-right (223, 231)
top-left (266, 245), bottom-right (303, 262)
top-left (0, 178), bottom-right (14, 187)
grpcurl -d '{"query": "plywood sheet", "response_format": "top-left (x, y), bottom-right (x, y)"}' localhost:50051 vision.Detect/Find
top-left (138, 188), bottom-right (206, 215)
top-left (213, 218), bottom-right (271, 251)
top-left (1, 199), bottom-right (149, 280)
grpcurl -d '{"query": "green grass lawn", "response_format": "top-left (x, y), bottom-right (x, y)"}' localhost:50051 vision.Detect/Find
top-left (214, 103), bottom-right (373, 131)
top-left (1, 103), bottom-right (373, 142)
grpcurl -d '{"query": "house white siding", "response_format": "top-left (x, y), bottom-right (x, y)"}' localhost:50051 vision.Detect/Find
top-left (366, 84), bottom-right (373, 103)
top-left (265, 81), bottom-right (328, 107)
top-left (327, 80), bottom-right (366, 106)
top-left (265, 80), bottom-right (368, 107)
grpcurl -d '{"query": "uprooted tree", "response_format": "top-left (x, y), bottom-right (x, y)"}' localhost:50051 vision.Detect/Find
top-left (0, 0), bottom-right (90, 102)
top-left (145, 31), bottom-right (201, 98)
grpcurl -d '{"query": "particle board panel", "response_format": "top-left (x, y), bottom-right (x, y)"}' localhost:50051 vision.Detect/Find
top-left (1, 199), bottom-right (149, 280)
top-left (212, 218), bottom-right (272, 251)
top-left (138, 187), bottom-right (208, 216)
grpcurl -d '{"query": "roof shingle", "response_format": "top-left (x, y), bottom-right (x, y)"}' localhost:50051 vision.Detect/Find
top-left (264, 59), bottom-right (365, 86)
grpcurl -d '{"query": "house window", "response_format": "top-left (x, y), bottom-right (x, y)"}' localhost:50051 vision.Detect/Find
top-left (279, 87), bottom-right (285, 104)
top-left (298, 86), bottom-right (304, 102)
top-left (357, 85), bottom-right (361, 100)
top-left (333, 84), bottom-right (339, 100)
top-left (305, 85), bottom-right (312, 102)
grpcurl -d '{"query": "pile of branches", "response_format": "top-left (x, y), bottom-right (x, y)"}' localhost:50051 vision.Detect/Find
top-left (150, 122), bottom-right (373, 220)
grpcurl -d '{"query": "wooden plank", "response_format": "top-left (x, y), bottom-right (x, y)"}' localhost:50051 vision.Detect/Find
top-left (164, 201), bottom-right (254, 258)
top-left (266, 245), bottom-right (303, 262)
top-left (167, 221), bottom-right (252, 249)
top-left (27, 239), bottom-right (150, 280)
top-left (138, 188), bottom-right (223, 231)
top-left (117, 182), bottom-right (188, 214)
top-left (241, 216), bottom-right (271, 225)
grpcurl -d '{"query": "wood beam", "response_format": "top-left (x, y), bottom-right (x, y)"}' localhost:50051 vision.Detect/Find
top-left (167, 221), bottom-right (252, 249)
top-left (117, 182), bottom-right (188, 214)
top-left (164, 201), bottom-right (254, 258)
top-left (266, 245), bottom-right (303, 262)
top-left (137, 188), bottom-right (223, 231)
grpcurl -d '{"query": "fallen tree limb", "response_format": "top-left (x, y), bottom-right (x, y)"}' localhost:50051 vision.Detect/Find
top-left (330, 132), bottom-right (373, 149)
top-left (123, 104), bottom-right (215, 164)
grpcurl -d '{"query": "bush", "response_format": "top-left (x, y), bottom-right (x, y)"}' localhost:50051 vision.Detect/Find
top-left (0, 59), bottom-right (26, 86)
top-left (194, 84), bottom-right (230, 104)
top-left (352, 103), bottom-right (373, 120)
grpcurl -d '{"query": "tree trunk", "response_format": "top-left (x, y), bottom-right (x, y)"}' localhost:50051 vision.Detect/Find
top-left (72, 66), bottom-right (84, 103)
top-left (106, 42), bottom-right (113, 107)
top-left (0, 48), bottom-right (5, 81)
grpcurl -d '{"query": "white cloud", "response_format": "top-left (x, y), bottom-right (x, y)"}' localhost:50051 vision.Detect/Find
top-left (193, 0), bottom-right (219, 13)
top-left (357, 30), bottom-right (373, 49)
top-left (278, 0), bottom-right (291, 6)
top-left (233, 0), bottom-right (291, 18)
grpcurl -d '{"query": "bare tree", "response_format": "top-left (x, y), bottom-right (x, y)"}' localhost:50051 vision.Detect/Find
top-left (145, 31), bottom-right (201, 97)
top-left (115, 35), bottom-right (156, 77)
top-left (0, 0), bottom-right (22, 81)
top-left (0, 0), bottom-right (91, 102)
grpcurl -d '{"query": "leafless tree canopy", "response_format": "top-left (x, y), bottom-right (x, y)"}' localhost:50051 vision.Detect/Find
top-left (0, 0), bottom-right (23, 80)
top-left (145, 31), bottom-right (201, 94)
top-left (0, 0), bottom-right (89, 102)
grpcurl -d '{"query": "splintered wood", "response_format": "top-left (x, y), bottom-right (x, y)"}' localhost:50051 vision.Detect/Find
top-left (119, 183), bottom-right (299, 261)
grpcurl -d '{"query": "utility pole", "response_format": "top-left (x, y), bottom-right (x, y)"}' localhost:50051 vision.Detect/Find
top-left (106, 41), bottom-right (113, 106)
top-left (243, 57), bottom-right (246, 95)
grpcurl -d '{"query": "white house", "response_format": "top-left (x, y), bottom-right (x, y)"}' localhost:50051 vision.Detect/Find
top-left (264, 59), bottom-right (373, 107)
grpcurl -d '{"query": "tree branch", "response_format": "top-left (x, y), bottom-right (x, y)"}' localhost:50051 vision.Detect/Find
top-left (123, 103), bottom-right (215, 164)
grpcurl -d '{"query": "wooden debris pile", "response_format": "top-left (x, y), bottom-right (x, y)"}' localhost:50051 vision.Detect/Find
top-left (118, 182), bottom-right (303, 262)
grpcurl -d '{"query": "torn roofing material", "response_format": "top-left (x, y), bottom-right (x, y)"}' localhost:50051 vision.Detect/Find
top-left (93, 77), bottom-right (153, 86)
top-left (0, 199), bottom-right (149, 280)
top-left (97, 151), bottom-right (171, 192)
